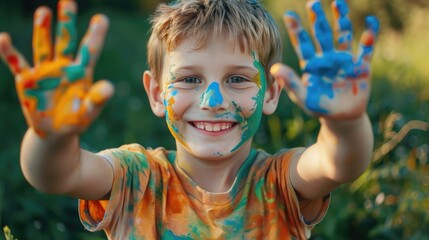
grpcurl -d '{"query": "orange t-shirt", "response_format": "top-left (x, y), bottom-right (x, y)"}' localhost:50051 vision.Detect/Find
top-left (79, 144), bottom-right (329, 239)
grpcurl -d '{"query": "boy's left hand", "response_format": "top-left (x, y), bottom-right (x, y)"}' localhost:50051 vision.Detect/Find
top-left (271, 0), bottom-right (379, 120)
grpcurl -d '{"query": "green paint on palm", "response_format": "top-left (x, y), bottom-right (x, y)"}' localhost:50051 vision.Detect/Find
top-left (64, 45), bottom-right (90, 82)
top-left (25, 77), bottom-right (61, 110)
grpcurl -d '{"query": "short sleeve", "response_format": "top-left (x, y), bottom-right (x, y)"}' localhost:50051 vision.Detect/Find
top-left (78, 144), bottom-right (151, 234)
top-left (273, 148), bottom-right (331, 239)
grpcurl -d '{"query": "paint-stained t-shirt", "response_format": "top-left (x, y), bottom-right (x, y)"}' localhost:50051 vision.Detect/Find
top-left (79, 144), bottom-right (330, 239)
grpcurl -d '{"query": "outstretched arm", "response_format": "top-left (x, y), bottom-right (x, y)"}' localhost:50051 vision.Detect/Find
top-left (271, 0), bottom-right (379, 201)
top-left (0, 0), bottom-right (114, 200)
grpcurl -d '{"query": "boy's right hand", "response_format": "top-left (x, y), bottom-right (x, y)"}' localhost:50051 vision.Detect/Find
top-left (0, 0), bottom-right (114, 138)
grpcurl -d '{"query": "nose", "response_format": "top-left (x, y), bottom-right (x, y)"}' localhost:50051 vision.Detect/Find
top-left (200, 82), bottom-right (229, 111)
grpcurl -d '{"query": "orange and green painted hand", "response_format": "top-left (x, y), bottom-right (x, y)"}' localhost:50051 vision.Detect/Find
top-left (271, 0), bottom-right (379, 120)
top-left (0, 0), bottom-right (114, 138)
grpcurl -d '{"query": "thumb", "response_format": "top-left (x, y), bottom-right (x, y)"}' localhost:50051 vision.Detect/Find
top-left (270, 63), bottom-right (305, 104)
top-left (84, 80), bottom-right (114, 119)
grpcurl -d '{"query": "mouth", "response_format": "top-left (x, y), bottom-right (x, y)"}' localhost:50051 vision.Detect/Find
top-left (190, 121), bottom-right (237, 132)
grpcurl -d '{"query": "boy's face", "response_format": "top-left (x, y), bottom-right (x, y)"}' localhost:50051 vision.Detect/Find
top-left (158, 37), bottom-right (274, 159)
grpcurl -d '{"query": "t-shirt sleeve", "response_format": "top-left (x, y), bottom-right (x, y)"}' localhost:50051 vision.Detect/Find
top-left (274, 148), bottom-right (331, 239)
top-left (78, 144), bottom-right (151, 234)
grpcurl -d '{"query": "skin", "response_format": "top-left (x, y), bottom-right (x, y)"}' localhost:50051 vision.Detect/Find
top-left (1, 0), bottom-right (378, 223)
top-left (0, 0), bottom-right (114, 199)
top-left (270, 0), bottom-right (378, 206)
top-left (161, 47), bottom-right (268, 156)
top-left (143, 38), bottom-right (280, 192)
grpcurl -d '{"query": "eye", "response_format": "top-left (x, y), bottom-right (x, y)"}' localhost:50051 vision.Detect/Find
top-left (181, 77), bottom-right (202, 84)
top-left (227, 76), bottom-right (248, 84)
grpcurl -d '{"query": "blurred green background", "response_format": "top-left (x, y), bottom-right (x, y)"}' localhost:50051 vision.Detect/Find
top-left (0, 0), bottom-right (428, 239)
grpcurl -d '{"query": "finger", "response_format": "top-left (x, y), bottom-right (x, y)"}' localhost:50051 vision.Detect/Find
top-left (0, 33), bottom-right (30, 75)
top-left (306, 0), bottom-right (334, 53)
top-left (54, 0), bottom-right (78, 59)
top-left (75, 14), bottom-right (109, 69)
top-left (270, 63), bottom-right (306, 104)
top-left (357, 16), bottom-right (380, 63)
top-left (33, 6), bottom-right (53, 65)
top-left (84, 80), bottom-right (115, 119)
top-left (331, 0), bottom-right (353, 51)
top-left (283, 11), bottom-right (315, 68)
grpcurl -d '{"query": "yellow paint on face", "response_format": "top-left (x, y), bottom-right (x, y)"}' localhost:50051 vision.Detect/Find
top-left (164, 86), bottom-right (189, 149)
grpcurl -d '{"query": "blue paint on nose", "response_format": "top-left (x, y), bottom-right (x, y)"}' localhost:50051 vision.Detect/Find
top-left (201, 82), bottom-right (224, 108)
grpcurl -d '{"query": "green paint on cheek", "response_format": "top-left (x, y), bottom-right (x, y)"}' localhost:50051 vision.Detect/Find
top-left (230, 56), bottom-right (266, 152)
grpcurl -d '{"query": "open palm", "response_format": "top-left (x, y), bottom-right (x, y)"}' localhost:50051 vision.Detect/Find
top-left (272, 0), bottom-right (379, 120)
top-left (0, 0), bottom-right (113, 137)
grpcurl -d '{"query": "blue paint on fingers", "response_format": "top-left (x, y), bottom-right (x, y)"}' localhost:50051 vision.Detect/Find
top-left (311, 2), bottom-right (334, 52)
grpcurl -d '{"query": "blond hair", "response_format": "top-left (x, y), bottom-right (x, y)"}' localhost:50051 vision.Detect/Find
top-left (147, 0), bottom-right (282, 82)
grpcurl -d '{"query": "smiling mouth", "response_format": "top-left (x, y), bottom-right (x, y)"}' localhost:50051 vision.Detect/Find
top-left (191, 122), bottom-right (237, 132)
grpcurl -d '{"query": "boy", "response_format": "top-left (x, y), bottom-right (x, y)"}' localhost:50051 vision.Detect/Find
top-left (0, 0), bottom-right (379, 239)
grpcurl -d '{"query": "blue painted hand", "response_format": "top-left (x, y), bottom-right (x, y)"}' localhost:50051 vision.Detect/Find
top-left (271, 0), bottom-right (379, 120)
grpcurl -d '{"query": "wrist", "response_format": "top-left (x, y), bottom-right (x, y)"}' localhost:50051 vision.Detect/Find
top-left (319, 113), bottom-right (369, 132)
top-left (29, 127), bottom-right (80, 147)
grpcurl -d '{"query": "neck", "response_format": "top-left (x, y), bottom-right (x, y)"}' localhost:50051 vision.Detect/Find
top-left (175, 141), bottom-right (252, 193)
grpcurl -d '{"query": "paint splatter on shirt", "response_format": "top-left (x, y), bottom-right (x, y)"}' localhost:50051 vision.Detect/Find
top-left (79, 144), bottom-right (330, 239)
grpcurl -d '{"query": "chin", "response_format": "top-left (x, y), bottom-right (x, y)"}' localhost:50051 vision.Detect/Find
top-left (190, 146), bottom-right (236, 159)
top-left (187, 140), bottom-right (252, 161)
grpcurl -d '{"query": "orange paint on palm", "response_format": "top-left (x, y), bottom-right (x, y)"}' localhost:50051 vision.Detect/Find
top-left (52, 82), bottom-right (91, 130)
top-left (17, 84), bottom-right (38, 113)
top-left (16, 58), bottom-right (91, 134)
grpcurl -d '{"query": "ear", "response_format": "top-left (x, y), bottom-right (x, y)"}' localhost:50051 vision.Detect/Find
top-left (262, 77), bottom-right (282, 115)
top-left (143, 70), bottom-right (165, 117)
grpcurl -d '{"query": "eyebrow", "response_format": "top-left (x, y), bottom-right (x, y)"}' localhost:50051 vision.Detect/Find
top-left (172, 65), bottom-right (259, 75)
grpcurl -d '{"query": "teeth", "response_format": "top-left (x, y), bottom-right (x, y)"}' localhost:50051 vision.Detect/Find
top-left (194, 122), bottom-right (233, 132)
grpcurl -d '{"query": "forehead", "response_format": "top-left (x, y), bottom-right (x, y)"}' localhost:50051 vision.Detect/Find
top-left (163, 36), bottom-right (259, 72)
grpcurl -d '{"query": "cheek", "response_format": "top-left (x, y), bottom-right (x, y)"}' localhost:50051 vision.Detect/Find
top-left (163, 89), bottom-right (179, 135)
top-left (163, 89), bottom-right (191, 121)
top-left (231, 88), bottom-right (263, 117)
